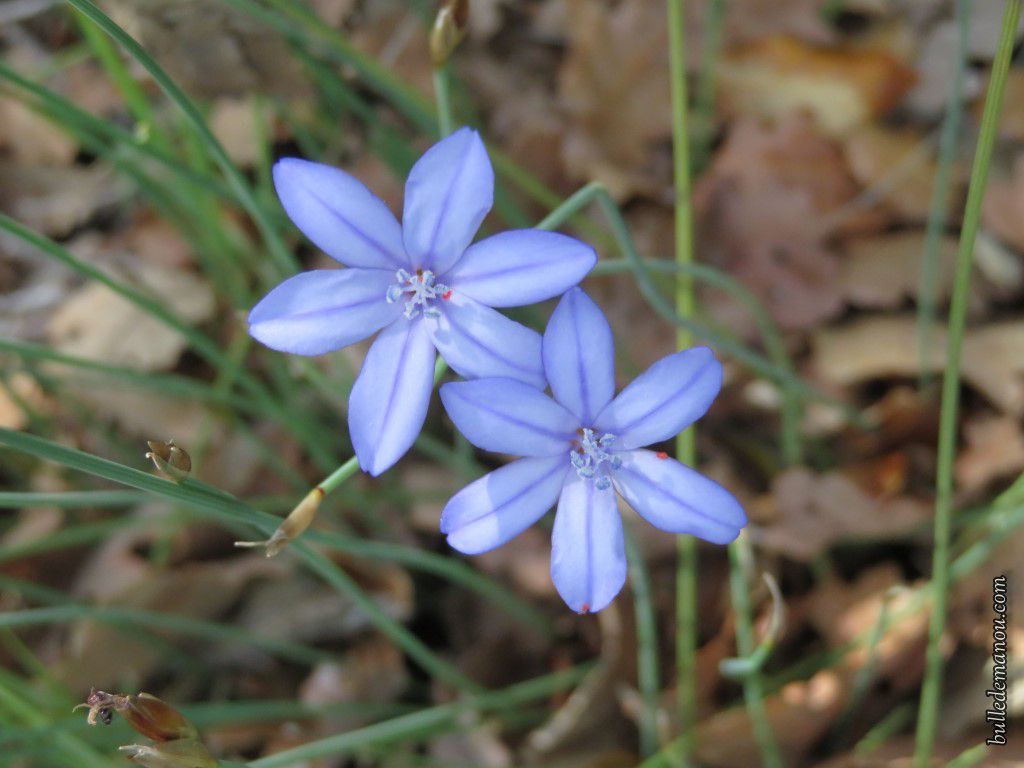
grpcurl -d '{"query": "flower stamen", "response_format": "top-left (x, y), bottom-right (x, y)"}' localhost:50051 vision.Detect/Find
top-left (569, 428), bottom-right (621, 489)
top-left (385, 268), bottom-right (449, 319)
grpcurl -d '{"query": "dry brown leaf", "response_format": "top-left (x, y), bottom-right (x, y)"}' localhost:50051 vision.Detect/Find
top-left (994, 69), bottom-right (1024, 141)
top-left (301, 641), bottom-right (407, 707)
top-left (0, 98), bottom-right (78, 166)
top-left (103, 0), bottom-right (311, 100)
top-left (717, 37), bottom-right (916, 136)
top-left (350, 5), bottom-right (434, 101)
top-left (695, 670), bottom-right (847, 767)
top-left (431, 722), bottom-right (513, 768)
top-left (56, 530), bottom-right (281, 691)
top-left (754, 465), bottom-right (931, 561)
top-left (115, 214), bottom-right (196, 271)
top-left (812, 316), bottom-right (1024, 415)
top-left (806, 566), bottom-right (929, 690)
top-left (0, 163), bottom-right (125, 237)
top-left (719, 0), bottom-right (835, 47)
top-left (983, 154), bottom-right (1024, 253)
top-left (310, 0), bottom-right (356, 27)
top-left (955, 415), bottom-right (1024, 495)
top-left (842, 127), bottom-right (946, 222)
top-left (48, 259), bottom-right (215, 371)
top-left (476, 526), bottom-right (558, 602)
top-left (837, 232), bottom-right (959, 309)
top-left (210, 97), bottom-right (262, 167)
top-left (237, 554), bottom-right (413, 644)
top-left (524, 603), bottom-right (634, 762)
top-left (695, 115), bottom-right (863, 331)
top-left (471, 58), bottom-right (568, 193)
top-left (0, 372), bottom-right (47, 430)
top-left (904, 19), bottom-right (983, 117)
top-left (558, 0), bottom-right (671, 198)
top-left (813, 732), bottom-right (1024, 767)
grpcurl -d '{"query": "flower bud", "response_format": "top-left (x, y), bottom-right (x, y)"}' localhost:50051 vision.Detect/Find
top-left (120, 692), bottom-right (198, 742)
top-left (77, 690), bottom-right (197, 741)
top-left (430, 0), bottom-right (468, 66)
top-left (146, 439), bottom-right (192, 482)
top-left (234, 486), bottom-right (324, 557)
top-left (78, 691), bottom-right (214, 768)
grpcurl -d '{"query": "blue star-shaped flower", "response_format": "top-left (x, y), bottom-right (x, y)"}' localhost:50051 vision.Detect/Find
top-left (439, 288), bottom-right (747, 613)
top-left (248, 128), bottom-right (597, 476)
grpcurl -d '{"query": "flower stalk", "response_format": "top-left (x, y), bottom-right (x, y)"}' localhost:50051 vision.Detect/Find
top-left (666, 0), bottom-right (699, 761)
top-left (430, 0), bottom-right (467, 138)
top-left (914, 1), bottom-right (1022, 765)
top-left (235, 359), bottom-right (448, 556)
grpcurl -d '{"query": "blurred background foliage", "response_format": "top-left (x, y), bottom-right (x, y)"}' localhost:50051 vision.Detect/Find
top-left (0, 1), bottom-right (1023, 766)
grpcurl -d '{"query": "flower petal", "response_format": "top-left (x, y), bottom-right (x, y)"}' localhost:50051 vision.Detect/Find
top-left (440, 378), bottom-right (578, 457)
top-left (613, 450), bottom-right (746, 544)
top-left (273, 158), bottom-right (407, 270)
top-left (349, 319), bottom-right (436, 476)
top-left (595, 346), bottom-right (722, 450)
top-left (444, 230), bottom-right (597, 307)
top-left (542, 288), bottom-right (615, 423)
top-left (441, 456), bottom-right (567, 555)
top-left (402, 127), bottom-right (493, 274)
top-left (248, 269), bottom-right (401, 355)
top-left (428, 294), bottom-right (544, 389)
top-left (550, 475), bottom-right (626, 614)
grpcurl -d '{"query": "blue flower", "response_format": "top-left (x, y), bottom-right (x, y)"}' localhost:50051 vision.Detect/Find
top-left (248, 128), bottom-right (597, 476)
top-left (439, 288), bottom-right (746, 613)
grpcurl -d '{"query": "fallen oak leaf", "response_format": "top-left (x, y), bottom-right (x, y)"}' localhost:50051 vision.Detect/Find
top-left (842, 126), bottom-right (948, 223)
top-left (812, 316), bottom-right (1024, 416)
top-left (717, 37), bottom-right (916, 136)
top-left (753, 465), bottom-right (930, 562)
top-left (955, 415), bottom-right (1024, 495)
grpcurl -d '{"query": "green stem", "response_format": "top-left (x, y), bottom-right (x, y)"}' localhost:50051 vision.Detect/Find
top-left (727, 536), bottom-right (782, 768)
top-left (247, 665), bottom-right (590, 768)
top-left (432, 66), bottom-right (454, 137)
top-left (625, 528), bottom-right (661, 756)
top-left (0, 427), bottom-right (479, 693)
top-left (917, 0), bottom-right (970, 389)
top-left (914, 6), bottom-right (1021, 764)
top-left (667, 2), bottom-right (698, 756)
top-left (245, 360), bottom-right (451, 555)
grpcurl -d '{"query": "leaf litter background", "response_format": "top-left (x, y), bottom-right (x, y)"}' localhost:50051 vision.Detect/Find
top-left (1, 0), bottom-right (1024, 766)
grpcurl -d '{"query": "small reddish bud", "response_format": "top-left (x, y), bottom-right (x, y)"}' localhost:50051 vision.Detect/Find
top-left (77, 690), bottom-right (196, 741)
top-left (121, 693), bottom-right (197, 742)
top-left (656, 451), bottom-right (668, 459)
top-left (442, 290), bottom-right (453, 300)
top-left (579, 603), bottom-right (590, 615)
top-left (78, 690), bottom-right (215, 768)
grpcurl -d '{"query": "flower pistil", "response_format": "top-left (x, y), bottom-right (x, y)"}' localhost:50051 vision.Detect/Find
top-left (386, 268), bottom-right (450, 319)
top-left (569, 428), bottom-right (621, 490)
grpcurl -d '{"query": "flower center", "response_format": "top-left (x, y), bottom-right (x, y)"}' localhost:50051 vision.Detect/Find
top-left (386, 268), bottom-right (451, 319)
top-left (569, 428), bottom-right (621, 490)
